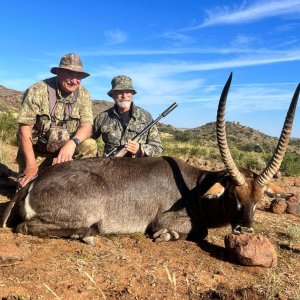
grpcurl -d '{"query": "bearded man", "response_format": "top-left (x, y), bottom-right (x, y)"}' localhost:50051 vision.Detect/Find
top-left (93, 75), bottom-right (163, 157)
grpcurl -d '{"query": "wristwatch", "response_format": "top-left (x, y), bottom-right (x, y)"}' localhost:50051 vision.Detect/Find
top-left (71, 137), bottom-right (81, 146)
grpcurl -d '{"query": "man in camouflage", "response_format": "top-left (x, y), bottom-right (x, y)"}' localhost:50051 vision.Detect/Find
top-left (93, 75), bottom-right (163, 157)
top-left (17, 53), bottom-right (97, 187)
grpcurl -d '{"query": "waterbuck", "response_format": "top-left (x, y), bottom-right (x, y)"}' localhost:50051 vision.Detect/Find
top-left (2, 74), bottom-right (299, 245)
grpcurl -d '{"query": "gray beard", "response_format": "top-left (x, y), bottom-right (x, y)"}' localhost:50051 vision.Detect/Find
top-left (116, 101), bottom-right (131, 109)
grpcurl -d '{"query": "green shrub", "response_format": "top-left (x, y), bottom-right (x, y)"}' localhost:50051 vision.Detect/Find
top-left (280, 151), bottom-right (300, 176)
top-left (173, 130), bottom-right (195, 142)
top-left (0, 112), bottom-right (18, 145)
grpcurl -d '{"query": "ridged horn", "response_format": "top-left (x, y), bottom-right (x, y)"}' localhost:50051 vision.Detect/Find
top-left (255, 83), bottom-right (300, 187)
top-left (216, 73), bottom-right (246, 186)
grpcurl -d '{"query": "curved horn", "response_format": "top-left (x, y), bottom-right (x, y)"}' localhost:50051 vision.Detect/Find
top-left (255, 83), bottom-right (300, 187)
top-left (216, 73), bottom-right (246, 186)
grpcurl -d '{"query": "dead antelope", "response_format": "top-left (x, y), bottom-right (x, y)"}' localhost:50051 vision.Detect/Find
top-left (1, 73), bottom-right (299, 245)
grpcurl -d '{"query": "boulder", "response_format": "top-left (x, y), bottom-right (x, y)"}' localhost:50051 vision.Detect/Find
top-left (273, 171), bottom-right (282, 179)
top-left (294, 179), bottom-right (300, 187)
top-left (224, 234), bottom-right (277, 267)
top-left (269, 199), bottom-right (287, 214)
top-left (285, 196), bottom-right (300, 217)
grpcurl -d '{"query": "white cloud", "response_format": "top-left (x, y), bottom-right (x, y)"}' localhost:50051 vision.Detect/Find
top-left (183, 0), bottom-right (300, 30)
top-left (88, 52), bottom-right (299, 117)
top-left (89, 49), bottom-right (300, 78)
top-left (80, 45), bottom-right (300, 58)
top-left (103, 28), bottom-right (127, 45)
top-left (274, 22), bottom-right (300, 32)
top-left (230, 35), bottom-right (263, 48)
top-left (160, 31), bottom-right (196, 46)
top-left (217, 86), bottom-right (297, 113)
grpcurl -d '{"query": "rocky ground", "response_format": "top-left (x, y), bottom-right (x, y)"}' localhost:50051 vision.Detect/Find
top-left (0, 145), bottom-right (299, 299)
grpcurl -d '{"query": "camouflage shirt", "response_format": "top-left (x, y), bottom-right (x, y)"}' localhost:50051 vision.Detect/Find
top-left (93, 103), bottom-right (163, 157)
top-left (18, 77), bottom-right (93, 143)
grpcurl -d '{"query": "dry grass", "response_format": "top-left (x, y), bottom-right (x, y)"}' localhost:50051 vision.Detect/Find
top-left (0, 135), bottom-right (300, 299)
top-left (0, 142), bottom-right (11, 165)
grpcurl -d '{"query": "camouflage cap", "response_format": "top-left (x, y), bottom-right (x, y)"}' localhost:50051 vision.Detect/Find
top-left (107, 75), bottom-right (137, 97)
top-left (50, 53), bottom-right (90, 79)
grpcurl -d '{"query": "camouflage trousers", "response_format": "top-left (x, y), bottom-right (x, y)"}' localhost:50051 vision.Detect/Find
top-left (16, 138), bottom-right (97, 173)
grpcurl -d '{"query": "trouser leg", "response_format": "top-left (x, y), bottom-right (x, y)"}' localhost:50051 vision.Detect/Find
top-left (16, 138), bottom-right (97, 174)
top-left (74, 138), bottom-right (97, 159)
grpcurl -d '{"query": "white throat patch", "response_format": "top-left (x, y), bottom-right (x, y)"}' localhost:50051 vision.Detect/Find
top-left (24, 182), bottom-right (36, 220)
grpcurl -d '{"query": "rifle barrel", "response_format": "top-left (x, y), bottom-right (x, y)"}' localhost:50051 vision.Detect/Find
top-left (132, 102), bottom-right (177, 141)
top-left (161, 102), bottom-right (178, 117)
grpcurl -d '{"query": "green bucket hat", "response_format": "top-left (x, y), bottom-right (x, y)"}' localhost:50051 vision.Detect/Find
top-left (50, 53), bottom-right (90, 79)
top-left (107, 75), bottom-right (137, 97)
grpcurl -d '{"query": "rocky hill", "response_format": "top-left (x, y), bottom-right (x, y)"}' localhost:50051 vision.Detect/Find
top-left (0, 85), bottom-right (23, 113)
top-left (158, 121), bottom-right (300, 155)
top-left (1, 84), bottom-right (299, 153)
top-left (0, 85), bottom-right (113, 117)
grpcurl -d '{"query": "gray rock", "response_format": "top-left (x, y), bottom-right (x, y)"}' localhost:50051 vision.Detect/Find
top-left (286, 196), bottom-right (300, 217)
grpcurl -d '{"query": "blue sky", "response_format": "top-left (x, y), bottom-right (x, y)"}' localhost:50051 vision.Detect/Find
top-left (0, 0), bottom-right (299, 138)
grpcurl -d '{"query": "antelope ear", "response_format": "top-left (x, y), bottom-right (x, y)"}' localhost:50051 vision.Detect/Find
top-left (203, 182), bottom-right (225, 199)
top-left (264, 182), bottom-right (294, 199)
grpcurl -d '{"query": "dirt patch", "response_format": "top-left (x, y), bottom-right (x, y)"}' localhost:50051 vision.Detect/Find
top-left (0, 146), bottom-right (299, 299)
top-left (1, 211), bottom-right (299, 299)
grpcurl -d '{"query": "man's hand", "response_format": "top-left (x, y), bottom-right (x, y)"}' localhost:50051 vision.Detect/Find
top-left (56, 140), bottom-right (76, 163)
top-left (19, 164), bottom-right (38, 187)
top-left (125, 140), bottom-right (144, 156)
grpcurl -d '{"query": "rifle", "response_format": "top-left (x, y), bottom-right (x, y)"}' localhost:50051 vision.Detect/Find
top-left (106, 102), bottom-right (178, 157)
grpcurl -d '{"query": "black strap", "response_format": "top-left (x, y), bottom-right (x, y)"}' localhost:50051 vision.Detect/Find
top-left (48, 82), bottom-right (57, 119)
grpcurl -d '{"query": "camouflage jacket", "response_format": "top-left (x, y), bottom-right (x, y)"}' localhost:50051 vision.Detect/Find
top-left (18, 77), bottom-right (93, 144)
top-left (93, 103), bottom-right (163, 157)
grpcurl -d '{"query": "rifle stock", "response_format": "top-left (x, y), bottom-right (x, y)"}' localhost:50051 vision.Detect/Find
top-left (106, 102), bottom-right (178, 157)
top-left (107, 145), bottom-right (129, 158)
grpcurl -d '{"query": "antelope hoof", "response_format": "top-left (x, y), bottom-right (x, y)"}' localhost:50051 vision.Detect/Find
top-left (153, 229), bottom-right (180, 242)
top-left (70, 234), bottom-right (80, 240)
top-left (82, 236), bottom-right (95, 246)
top-left (16, 222), bottom-right (28, 234)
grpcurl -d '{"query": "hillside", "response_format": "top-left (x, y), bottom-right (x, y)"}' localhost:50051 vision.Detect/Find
top-left (0, 85), bottom-right (23, 113)
top-left (0, 85), bottom-right (113, 117)
top-left (158, 121), bottom-right (300, 155)
top-left (1, 84), bottom-right (300, 155)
